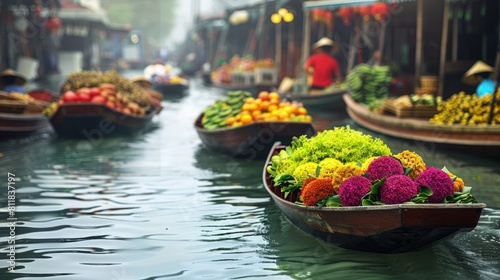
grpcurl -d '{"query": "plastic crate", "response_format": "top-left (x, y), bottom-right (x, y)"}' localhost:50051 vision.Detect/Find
top-left (254, 68), bottom-right (278, 85)
top-left (231, 72), bottom-right (254, 85)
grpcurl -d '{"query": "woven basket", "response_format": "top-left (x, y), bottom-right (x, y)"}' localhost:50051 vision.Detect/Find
top-left (0, 100), bottom-right (28, 114)
top-left (420, 76), bottom-right (438, 91)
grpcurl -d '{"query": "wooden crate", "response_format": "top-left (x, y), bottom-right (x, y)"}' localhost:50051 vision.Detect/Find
top-left (383, 99), bottom-right (437, 118)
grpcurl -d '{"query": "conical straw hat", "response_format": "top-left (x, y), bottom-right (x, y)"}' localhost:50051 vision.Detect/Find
top-left (463, 61), bottom-right (494, 85)
top-left (312, 37), bottom-right (335, 49)
top-left (0, 68), bottom-right (26, 85)
top-left (130, 76), bottom-right (152, 88)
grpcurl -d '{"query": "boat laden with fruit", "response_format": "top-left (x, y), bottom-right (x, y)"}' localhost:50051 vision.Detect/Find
top-left (45, 71), bottom-right (163, 138)
top-left (263, 127), bottom-right (485, 253)
top-left (143, 64), bottom-right (189, 96)
top-left (343, 92), bottom-right (500, 155)
top-left (194, 90), bottom-right (315, 158)
top-left (0, 91), bottom-right (56, 138)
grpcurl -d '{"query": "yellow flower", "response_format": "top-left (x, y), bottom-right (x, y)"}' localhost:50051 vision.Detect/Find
top-left (318, 158), bottom-right (342, 178)
top-left (447, 171), bottom-right (465, 192)
top-left (394, 150), bottom-right (426, 180)
top-left (331, 163), bottom-right (365, 194)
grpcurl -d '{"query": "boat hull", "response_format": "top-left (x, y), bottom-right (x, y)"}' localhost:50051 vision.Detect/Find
top-left (281, 89), bottom-right (347, 108)
top-left (263, 142), bottom-right (485, 253)
top-left (0, 112), bottom-right (52, 138)
top-left (194, 114), bottom-right (315, 159)
top-left (153, 83), bottom-right (188, 96)
top-left (49, 103), bottom-right (161, 138)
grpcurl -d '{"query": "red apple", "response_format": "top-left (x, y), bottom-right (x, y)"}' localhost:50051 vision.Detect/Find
top-left (91, 95), bottom-right (107, 104)
top-left (78, 92), bottom-right (91, 102)
top-left (88, 87), bottom-right (101, 96)
top-left (63, 91), bottom-right (78, 102)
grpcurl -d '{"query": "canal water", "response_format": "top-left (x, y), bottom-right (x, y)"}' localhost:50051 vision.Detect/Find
top-left (1, 77), bottom-right (499, 280)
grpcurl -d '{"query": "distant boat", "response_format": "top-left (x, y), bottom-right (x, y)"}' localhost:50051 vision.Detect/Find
top-left (0, 90), bottom-right (56, 138)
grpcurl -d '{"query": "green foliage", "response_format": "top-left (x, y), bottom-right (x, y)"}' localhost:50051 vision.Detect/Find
top-left (290, 126), bottom-right (392, 165)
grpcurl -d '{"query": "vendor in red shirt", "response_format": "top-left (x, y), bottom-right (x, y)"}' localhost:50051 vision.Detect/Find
top-left (303, 37), bottom-right (341, 90)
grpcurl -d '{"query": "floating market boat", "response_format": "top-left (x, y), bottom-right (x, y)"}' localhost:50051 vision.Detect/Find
top-left (0, 91), bottom-right (56, 138)
top-left (194, 113), bottom-right (315, 159)
top-left (281, 88), bottom-right (348, 108)
top-left (262, 142), bottom-right (486, 253)
top-left (343, 94), bottom-right (500, 155)
top-left (153, 81), bottom-right (189, 96)
top-left (49, 103), bottom-right (162, 138)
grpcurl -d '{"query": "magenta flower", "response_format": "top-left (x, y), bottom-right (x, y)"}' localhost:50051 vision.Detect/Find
top-left (415, 167), bottom-right (454, 203)
top-left (366, 156), bottom-right (404, 180)
top-left (339, 176), bottom-right (372, 206)
top-left (380, 175), bottom-right (419, 204)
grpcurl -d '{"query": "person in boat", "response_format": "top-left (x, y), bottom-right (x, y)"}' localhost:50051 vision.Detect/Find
top-left (303, 37), bottom-right (341, 90)
top-left (367, 50), bottom-right (383, 66)
top-left (463, 60), bottom-right (496, 97)
top-left (0, 69), bottom-right (26, 94)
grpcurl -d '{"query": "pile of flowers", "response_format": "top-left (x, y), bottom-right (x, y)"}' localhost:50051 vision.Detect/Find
top-left (268, 126), bottom-right (478, 207)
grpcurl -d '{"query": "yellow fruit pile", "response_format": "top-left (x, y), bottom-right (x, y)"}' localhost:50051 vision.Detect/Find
top-left (227, 91), bottom-right (312, 127)
top-left (429, 90), bottom-right (500, 125)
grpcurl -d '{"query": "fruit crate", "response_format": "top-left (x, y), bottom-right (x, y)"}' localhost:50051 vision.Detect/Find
top-left (383, 99), bottom-right (437, 118)
top-left (254, 68), bottom-right (278, 85)
top-left (231, 72), bottom-right (254, 85)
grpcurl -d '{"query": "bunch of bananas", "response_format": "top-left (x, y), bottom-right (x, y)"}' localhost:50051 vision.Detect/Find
top-left (201, 91), bottom-right (252, 130)
top-left (346, 64), bottom-right (392, 107)
top-left (43, 102), bottom-right (58, 117)
top-left (429, 90), bottom-right (500, 125)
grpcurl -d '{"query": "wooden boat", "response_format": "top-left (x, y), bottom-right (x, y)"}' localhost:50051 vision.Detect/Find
top-left (194, 113), bottom-right (315, 159)
top-left (281, 88), bottom-right (348, 109)
top-left (0, 91), bottom-right (56, 138)
top-left (262, 142), bottom-right (486, 253)
top-left (153, 82), bottom-right (189, 96)
top-left (211, 78), bottom-right (257, 92)
top-left (49, 103), bottom-right (162, 138)
top-left (343, 93), bottom-right (500, 155)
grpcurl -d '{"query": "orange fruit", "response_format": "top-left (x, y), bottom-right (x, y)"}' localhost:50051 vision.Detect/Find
top-left (298, 107), bottom-right (308, 115)
top-left (240, 114), bottom-right (253, 124)
top-left (258, 91), bottom-right (270, 101)
top-left (269, 92), bottom-right (280, 100)
top-left (246, 103), bottom-right (258, 112)
top-left (269, 98), bottom-right (280, 106)
top-left (260, 101), bottom-right (270, 111)
top-left (268, 104), bottom-right (278, 112)
top-left (242, 103), bottom-right (252, 112)
top-left (304, 115), bottom-right (312, 122)
top-left (252, 110), bottom-right (262, 118)
top-left (244, 97), bottom-right (255, 103)
top-left (226, 117), bottom-right (236, 126)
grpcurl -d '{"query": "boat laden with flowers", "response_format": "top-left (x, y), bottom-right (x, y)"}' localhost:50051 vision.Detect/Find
top-left (262, 127), bottom-right (486, 253)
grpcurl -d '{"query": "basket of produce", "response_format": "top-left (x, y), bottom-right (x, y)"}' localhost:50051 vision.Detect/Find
top-left (263, 126), bottom-right (485, 253)
top-left (383, 94), bottom-right (440, 118)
